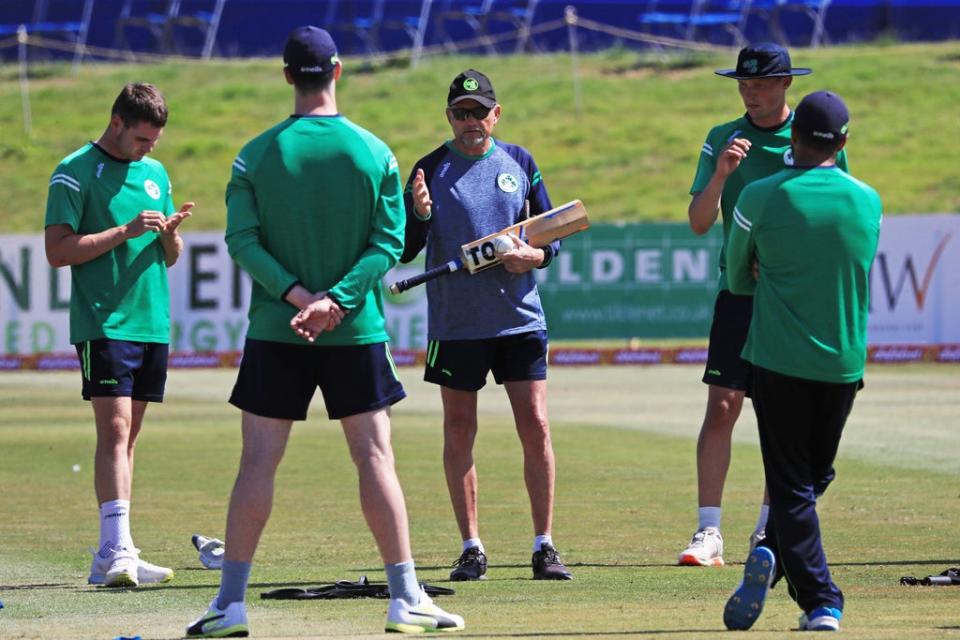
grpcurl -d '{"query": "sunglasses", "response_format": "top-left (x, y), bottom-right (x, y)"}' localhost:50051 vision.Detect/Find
top-left (449, 106), bottom-right (492, 121)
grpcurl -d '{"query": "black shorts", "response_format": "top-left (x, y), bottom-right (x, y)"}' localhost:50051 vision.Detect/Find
top-left (424, 330), bottom-right (548, 392)
top-left (702, 289), bottom-right (753, 392)
top-left (230, 338), bottom-right (406, 421)
top-left (75, 339), bottom-right (168, 402)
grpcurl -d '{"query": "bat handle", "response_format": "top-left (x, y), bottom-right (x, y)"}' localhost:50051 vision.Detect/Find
top-left (389, 259), bottom-right (462, 294)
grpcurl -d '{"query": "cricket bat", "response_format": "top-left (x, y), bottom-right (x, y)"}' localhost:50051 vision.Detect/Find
top-left (389, 199), bottom-right (589, 294)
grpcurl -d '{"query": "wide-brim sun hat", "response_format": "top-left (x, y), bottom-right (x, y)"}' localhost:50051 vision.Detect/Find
top-left (715, 42), bottom-right (812, 79)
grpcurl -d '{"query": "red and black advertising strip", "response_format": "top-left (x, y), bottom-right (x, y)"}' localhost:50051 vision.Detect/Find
top-left (3, 346), bottom-right (960, 371)
top-left (36, 354), bottom-right (80, 370)
top-left (169, 353), bottom-right (223, 369)
top-left (672, 347), bottom-right (709, 364)
top-left (611, 349), bottom-right (663, 365)
top-left (0, 355), bottom-right (23, 370)
top-left (390, 349), bottom-right (420, 367)
top-left (935, 344), bottom-right (960, 363)
top-left (550, 349), bottom-right (603, 366)
top-left (869, 345), bottom-right (931, 363)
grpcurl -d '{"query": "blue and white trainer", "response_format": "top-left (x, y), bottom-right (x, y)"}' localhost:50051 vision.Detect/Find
top-left (723, 546), bottom-right (776, 630)
top-left (185, 598), bottom-right (249, 638)
top-left (799, 606), bottom-right (842, 631)
top-left (385, 589), bottom-right (465, 633)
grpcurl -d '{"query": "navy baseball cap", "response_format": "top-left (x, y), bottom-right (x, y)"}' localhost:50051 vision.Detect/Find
top-left (447, 69), bottom-right (497, 108)
top-left (715, 42), bottom-right (812, 79)
top-left (793, 91), bottom-right (850, 141)
top-left (283, 26), bottom-right (339, 75)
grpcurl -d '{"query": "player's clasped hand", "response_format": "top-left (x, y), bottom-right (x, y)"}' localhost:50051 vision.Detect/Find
top-left (123, 202), bottom-right (194, 239)
top-left (124, 210), bottom-right (168, 237)
top-left (717, 138), bottom-right (752, 178)
top-left (290, 297), bottom-right (346, 342)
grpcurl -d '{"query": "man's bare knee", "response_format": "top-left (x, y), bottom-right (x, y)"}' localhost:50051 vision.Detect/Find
top-left (444, 417), bottom-right (477, 448)
top-left (97, 417), bottom-right (131, 449)
top-left (350, 444), bottom-right (394, 474)
top-left (516, 418), bottom-right (551, 453)
top-left (703, 388), bottom-right (744, 429)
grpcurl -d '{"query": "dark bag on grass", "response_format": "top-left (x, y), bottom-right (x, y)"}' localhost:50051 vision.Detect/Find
top-left (899, 567), bottom-right (960, 586)
top-left (261, 575), bottom-right (455, 600)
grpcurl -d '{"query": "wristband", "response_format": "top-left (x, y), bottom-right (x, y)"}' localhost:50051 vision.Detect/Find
top-left (537, 245), bottom-right (554, 269)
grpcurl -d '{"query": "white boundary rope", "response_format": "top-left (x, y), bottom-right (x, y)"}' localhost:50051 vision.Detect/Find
top-left (0, 8), bottom-right (734, 67)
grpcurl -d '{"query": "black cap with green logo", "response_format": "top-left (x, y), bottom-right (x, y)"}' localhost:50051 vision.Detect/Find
top-left (447, 69), bottom-right (497, 108)
top-left (794, 91), bottom-right (850, 141)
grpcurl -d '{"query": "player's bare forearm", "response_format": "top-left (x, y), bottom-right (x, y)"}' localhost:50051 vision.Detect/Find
top-left (161, 203), bottom-right (194, 266)
top-left (45, 224), bottom-right (121, 267)
top-left (284, 284), bottom-right (322, 310)
top-left (688, 178), bottom-right (725, 235)
top-left (159, 232), bottom-right (182, 267)
top-left (689, 138), bottom-right (751, 235)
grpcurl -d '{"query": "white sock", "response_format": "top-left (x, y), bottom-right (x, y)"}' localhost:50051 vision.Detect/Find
top-left (755, 505), bottom-right (770, 533)
top-left (99, 499), bottom-right (133, 553)
top-left (462, 538), bottom-right (484, 553)
top-left (533, 534), bottom-right (553, 552)
top-left (698, 506), bottom-right (721, 531)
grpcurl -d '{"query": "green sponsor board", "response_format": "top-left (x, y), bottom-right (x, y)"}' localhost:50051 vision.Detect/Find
top-left (0, 226), bottom-right (721, 354)
top-left (534, 223), bottom-right (723, 339)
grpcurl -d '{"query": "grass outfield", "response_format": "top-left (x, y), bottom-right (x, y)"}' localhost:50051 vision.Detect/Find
top-left (1, 365), bottom-right (958, 638)
top-left (2, 42), bottom-right (960, 232)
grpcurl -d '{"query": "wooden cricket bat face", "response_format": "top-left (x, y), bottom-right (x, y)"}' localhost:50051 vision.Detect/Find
top-left (458, 200), bottom-right (589, 274)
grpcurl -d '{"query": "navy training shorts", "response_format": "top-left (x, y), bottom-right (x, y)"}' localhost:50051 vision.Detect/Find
top-left (702, 289), bottom-right (753, 392)
top-left (229, 338), bottom-right (406, 421)
top-left (424, 330), bottom-right (548, 392)
top-left (75, 338), bottom-right (168, 402)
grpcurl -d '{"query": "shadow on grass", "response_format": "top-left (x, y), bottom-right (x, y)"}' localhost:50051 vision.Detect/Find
top-left (9, 558), bottom-right (957, 595)
top-left (0, 582), bottom-right (72, 590)
top-left (77, 579), bottom-right (343, 594)
top-left (361, 558), bottom-right (960, 573)
top-left (361, 562), bottom-right (679, 573)
top-left (832, 559), bottom-right (960, 568)
top-left (455, 631), bottom-right (720, 637)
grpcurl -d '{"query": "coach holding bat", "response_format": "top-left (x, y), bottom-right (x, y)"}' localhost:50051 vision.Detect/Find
top-left (400, 69), bottom-right (572, 582)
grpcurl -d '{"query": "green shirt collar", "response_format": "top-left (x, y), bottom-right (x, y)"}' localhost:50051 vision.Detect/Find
top-left (444, 138), bottom-right (497, 161)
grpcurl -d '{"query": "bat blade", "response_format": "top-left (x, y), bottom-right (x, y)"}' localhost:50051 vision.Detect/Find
top-left (459, 200), bottom-right (590, 273)
top-left (387, 200), bottom-right (590, 294)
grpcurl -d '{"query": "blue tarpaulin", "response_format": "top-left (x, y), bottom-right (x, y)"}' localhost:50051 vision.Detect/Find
top-left (2, 0), bottom-right (959, 60)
